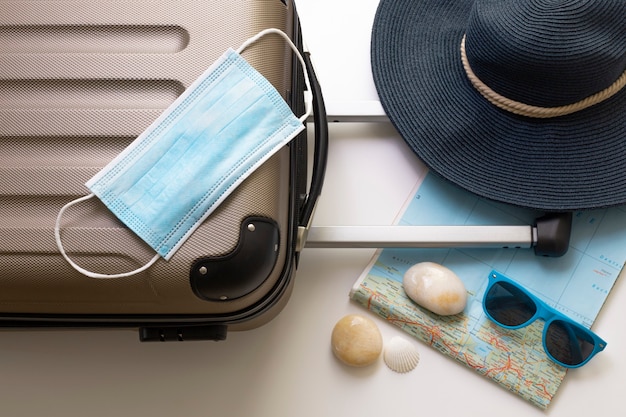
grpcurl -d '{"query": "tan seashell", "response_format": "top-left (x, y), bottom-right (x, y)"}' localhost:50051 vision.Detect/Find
top-left (331, 314), bottom-right (383, 367)
top-left (383, 336), bottom-right (420, 373)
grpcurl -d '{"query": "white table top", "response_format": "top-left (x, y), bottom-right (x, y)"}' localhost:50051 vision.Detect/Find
top-left (1, 1), bottom-right (624, 416)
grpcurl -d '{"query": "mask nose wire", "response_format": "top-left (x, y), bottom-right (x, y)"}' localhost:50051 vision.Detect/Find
top-left (54, 193), bottom-right (161, 279)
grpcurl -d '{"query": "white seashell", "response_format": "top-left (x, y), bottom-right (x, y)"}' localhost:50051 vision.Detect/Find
top-left (383, 336), bottom-right (420, 373)
top-left (403, 262), bottom-right (467, 316)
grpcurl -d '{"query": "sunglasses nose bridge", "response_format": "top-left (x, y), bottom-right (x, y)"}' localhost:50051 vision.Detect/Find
top-left (540, 316), bottom-right (556, 342)
top-left (534, 302), bottom-right (556, 323)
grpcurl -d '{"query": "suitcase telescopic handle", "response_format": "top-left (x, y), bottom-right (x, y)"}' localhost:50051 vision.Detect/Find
top-left (295, 50), bottom-right (572, 257)
top-left (296, 84), bottom-right (572, 257)
top-left (305, 213), bottom-right (572, 257)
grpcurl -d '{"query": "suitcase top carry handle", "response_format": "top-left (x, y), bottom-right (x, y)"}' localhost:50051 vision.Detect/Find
top-left (298, 49), bottom-right (328, 233)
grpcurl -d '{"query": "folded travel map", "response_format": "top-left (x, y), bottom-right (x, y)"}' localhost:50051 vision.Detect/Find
top-left (351, 172), bottom-right (626, 409)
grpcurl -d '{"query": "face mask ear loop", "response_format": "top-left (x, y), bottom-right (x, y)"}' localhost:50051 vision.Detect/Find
top-left (236, 28), bottom-right (313, 124)
top-left (54, 194), bottom-right (160, 279)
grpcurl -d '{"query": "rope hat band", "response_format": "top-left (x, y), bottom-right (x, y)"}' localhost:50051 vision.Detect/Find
top-left (460, 35), bottom-right (626, 118)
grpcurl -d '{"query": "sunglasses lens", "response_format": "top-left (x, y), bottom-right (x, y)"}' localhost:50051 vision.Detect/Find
top-left (545, 320), bottom-right (596, 366)
top-left (484, 281), bottom-right (536, 326)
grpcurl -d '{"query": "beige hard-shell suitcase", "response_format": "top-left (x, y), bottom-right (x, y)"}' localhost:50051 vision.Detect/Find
top-left (0, 0), bottom-right (327, 341)
top-left (0, 0), bottom-right (574, 342)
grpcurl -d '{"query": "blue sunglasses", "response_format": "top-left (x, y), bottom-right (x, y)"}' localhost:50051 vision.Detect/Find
top-left (483, 271), bottom-right (606, 368)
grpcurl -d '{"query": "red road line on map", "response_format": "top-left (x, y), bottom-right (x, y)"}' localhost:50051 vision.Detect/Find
top-left (463, 352), bottom-right (486, 371)
top-left (485, 355), bottom-right (523, 379)
top-left (360, 286), bottom-right (382, 310)
top-left (532, 382), bottom-right (553, 400)
top-left (386, 316), bottom-right (461, 356)
top-left (489, 335), bottom-right (509, 352)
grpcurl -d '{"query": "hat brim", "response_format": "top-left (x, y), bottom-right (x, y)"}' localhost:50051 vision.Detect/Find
top-left (371, 0), bottom-right (626, 211)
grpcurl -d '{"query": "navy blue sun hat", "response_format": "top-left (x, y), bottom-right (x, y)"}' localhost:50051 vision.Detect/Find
top-left (371, 0), bottom-right (626, 211)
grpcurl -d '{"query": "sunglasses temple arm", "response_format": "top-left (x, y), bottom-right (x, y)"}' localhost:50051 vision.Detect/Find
top-left (561, 322), bottom-right (586, 365)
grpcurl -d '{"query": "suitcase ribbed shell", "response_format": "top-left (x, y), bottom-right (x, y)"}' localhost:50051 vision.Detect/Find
top-left (0, 0), bottom-right (301, 323)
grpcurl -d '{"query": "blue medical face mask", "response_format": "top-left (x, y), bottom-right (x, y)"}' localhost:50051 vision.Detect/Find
top-left (55, 29), bottom-right (313, 279)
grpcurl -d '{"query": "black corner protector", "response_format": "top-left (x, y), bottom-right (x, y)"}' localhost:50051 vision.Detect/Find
top-left (190, 217), bottom-right (280, 301)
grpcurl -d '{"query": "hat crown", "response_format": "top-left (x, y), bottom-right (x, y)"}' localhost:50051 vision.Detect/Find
top-left (464, 0), bottom-right (626, 107)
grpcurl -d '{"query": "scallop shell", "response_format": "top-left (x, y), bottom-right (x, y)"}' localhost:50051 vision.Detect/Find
top-left (383, 336), bottom-right (420, 373)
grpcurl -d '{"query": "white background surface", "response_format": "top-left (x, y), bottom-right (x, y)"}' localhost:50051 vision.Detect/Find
top-left (1, 1), bottom-right (624, 415)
